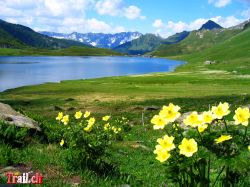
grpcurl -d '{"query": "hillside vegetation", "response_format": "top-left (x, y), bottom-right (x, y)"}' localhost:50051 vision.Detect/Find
top-left (0, 46), bottom-right (121, 56)
top-left (152, 28), bottom-right (241, 57)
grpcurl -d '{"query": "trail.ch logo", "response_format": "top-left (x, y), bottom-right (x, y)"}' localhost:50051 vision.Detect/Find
top-left (2, 172), bottom-right (43, 184)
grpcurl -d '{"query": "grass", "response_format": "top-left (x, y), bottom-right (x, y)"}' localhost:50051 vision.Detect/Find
top-left (0, 46), bottom-right (121, 56)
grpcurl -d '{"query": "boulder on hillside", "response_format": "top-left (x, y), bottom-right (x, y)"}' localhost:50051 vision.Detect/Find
top-left (0, 102), bottom-right (41, 131)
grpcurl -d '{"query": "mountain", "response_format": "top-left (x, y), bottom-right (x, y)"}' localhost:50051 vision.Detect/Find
top-left (152, 22), bottom-right (242, 57)
top-left (113, 34), bottom-right (164, 55)
top-left (177, 25), bottom-right (250, 74)
top-left (163, 31), bottom-right (190, 44)
top-left (39, 31), bottom-right (142, 49)
top-left (0, 19), bottom-right (87, 49)
top-left (199, 20), bottom-right (223, 30)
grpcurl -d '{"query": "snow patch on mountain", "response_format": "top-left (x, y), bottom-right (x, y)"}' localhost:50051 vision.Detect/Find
top-left (39, 31), bottom-right (142, 49)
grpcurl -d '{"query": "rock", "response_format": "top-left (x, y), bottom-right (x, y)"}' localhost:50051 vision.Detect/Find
top-left (0, 102), bottom-right (41, 131)
top-left (144, 106), bottom-right (160, 111)
top-left (176, 112), bottom-right (193, 127)
top-left (53, 106), bottom-right (63, 111)
top-left (204, 60), bottom-right (216, 65)
top-left (65, 98), bottom-right (75, 102)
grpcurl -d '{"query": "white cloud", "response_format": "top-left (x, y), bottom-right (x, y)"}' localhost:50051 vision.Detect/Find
top-left (0, 0), bottom-right (129, 33)
top-left (95, 0), bottom-right (143, 20)
top-left (153, 16), bottom-right (243, 38)
top-left (208, 0), bottom-right (232, 7)
top-left (241, 8), bottom-right (250, 18)
top-left (124, 6), bottom-right (141, 20)
top-left (153, 19), bottom-right (164, 28)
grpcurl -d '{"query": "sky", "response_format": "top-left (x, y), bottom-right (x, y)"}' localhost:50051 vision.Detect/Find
top-left (0, 0), bottom-right (249, 38)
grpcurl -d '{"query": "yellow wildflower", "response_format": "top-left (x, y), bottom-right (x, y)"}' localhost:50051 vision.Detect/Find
top-left (151, 115), bottom-right (167, 130)
top-left (102, 115), bottom-right (110, 121)
top-left (212, 102), bottom-right (230, 119)
top-left (56, 112), bottom-right (63, 121)
top-left (183, 112), bottom-right (202, 127)
top-left (74, 111), bottom-right (83, 119)
top-left (88, 117), bottom-right (95, 126)
top-left (248, 145), bottom-right (250, 151)
top-left (104, 123), bottom-right (110, 131)
top-left (157, 135), bottom-right (175, 151)
top-left (233, 107), bottom-right (250, 126)
top-left (118, 127), bottom-right (122, 132)
top-left (84, 111), bottom-right (91, 118)
top-left (153, 146), bottom-right (171, 163)
top-left (84, 125), bottom-right (93, 132)
top-left (159, 103), bottom-right (181, 123)
top-left (198, 124), bottom-right (208, 133)
top-left (60, 139), bottom-right (64, 146)
top-left (61, 115), bottom-right (69, 125)
top-left (178, 138), bottom-right (198, 157)
top-left (201, 111), bottom-right (214, 124)
top-left (215, 135), bottom-right (232, 144)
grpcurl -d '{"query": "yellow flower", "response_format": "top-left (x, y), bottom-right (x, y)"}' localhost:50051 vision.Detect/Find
top-left (74, 111), bottom-right (83, 119)
top-left (102, 115), bottom-right (110, 121)
top-left (159, 103), bottom-right (181, 123)
top-left (88, 117), bottom-right (95, 126)
top-left (183, 112), bottom-right (202, 127)
top-left (60, 139), bottom-right (64, 146)
top-left (212, 102), bottom-right (230, 119)
top-left (84, 111), bottom-right (91, 118)
top-left (84, 125), bottom-right (92, 132)
top-left (215, 135), bottom-right (232, 144)
top-left (248, 145), bottom-right (250, 151)
top-left (56, 112), bottom-right (63, 121)
top-left (118, 127), bottom-right (122, 132)
top-left (201, 111), bottom-right (214, 124)
top-left (157, 135), bottom-right (175, 151)
top-left (178, 138), bottom-right (198, 157)
top-left (151, 115), bottom-right (167, 130)
top-left (233, 107), bottom-right (250, 126)
top-left (198, 124), bottom-right (208, 133)
top-left (61, 115), bottom-right (69, 125)
top-left (153, 146), bottom-right (171, 163)
top-left (104, 123), bottom-right (110, 131)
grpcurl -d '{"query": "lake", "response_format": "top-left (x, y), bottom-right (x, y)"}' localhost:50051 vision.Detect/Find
top-left (0, 56), bottom-right (184, 91)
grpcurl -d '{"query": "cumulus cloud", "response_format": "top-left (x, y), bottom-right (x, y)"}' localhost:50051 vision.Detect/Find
top-left (153, 16), bottom-right (243, 38)
top-left (208, 0), bottom-right (232, 7)
top-left (0, 0), bottom-right (132, 33)
top-left (95, 0), bottom-right (143, 20)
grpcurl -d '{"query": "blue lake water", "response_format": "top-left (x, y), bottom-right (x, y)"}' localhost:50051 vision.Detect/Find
top-left (0, 56), bottom-right (184, 91)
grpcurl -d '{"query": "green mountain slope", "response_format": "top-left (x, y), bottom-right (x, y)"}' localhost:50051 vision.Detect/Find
top-left (0, 19), bottom-right (87, 49)
top-left (0, 28), bottom-right (26, 48)
top-left (114, 34), bottom-right (163, 55)
top-left (114, 31), bottom-right (189, 55)
top-left (152, 28), bottom-right (241, 57)
top-left (176, 27), bottom-right (250, 74)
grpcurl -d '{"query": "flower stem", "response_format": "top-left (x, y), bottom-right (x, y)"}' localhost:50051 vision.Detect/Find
top-left (212, 165), bottom-right (225, 187)
top-left (223, 119), bottom-right (228, 133)
top-left (243, 126), bottom-right (248, 142)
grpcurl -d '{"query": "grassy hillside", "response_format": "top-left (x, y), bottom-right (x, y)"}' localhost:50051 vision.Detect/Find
top-left (152, 28), bottom-right (241, 57)
top-left (0, 46), bottom-right (121, 56)
top-left (0, 19), bottom-right (87, 49)
top-left (173, 27), bottom-right (250, 74)
top-left (114, 34), bottom-right (164, 55)
top-left (0, 28), bottom-right (27, 48)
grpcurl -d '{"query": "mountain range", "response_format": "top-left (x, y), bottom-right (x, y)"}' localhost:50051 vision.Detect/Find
top-left (39, 31), bottom-right (142, 49)
top-left (0, 19), bottom-right (87, 49)
top-left (0, 18), bottom-right (250, 58)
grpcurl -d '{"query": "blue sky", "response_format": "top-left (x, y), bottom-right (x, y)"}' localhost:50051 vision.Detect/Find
top-left (0, 0), bottom-right (249, 37)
